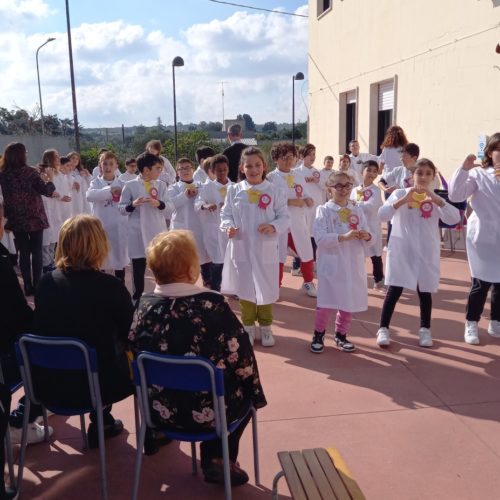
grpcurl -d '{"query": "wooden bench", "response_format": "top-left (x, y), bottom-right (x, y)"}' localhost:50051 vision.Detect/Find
top-left (272, 447), bottom-right (366, 500)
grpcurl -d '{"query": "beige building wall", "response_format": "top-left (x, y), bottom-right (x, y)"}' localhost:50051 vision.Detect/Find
top-left (308, 0), bottom-right (500, 179)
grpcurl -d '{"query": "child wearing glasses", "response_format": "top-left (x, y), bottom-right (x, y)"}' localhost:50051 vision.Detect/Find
top-left (448, 133), bottom-right (500, 345)
top-left (310, 171), bottom-right (372, 354)
top-left (376, 159), bottom-right (460, 348)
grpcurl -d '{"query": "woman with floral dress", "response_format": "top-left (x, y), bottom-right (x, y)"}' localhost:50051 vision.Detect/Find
top-left (131, 229), bottom-right (266, 486)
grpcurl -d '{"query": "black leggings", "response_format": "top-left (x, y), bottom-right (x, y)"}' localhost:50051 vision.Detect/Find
top-left (13, 230), bottom-right (43, 288)
top-left (466, 278), bottom-right (500, 322)
top-left (371, 256), bottom-right (384, 283)
top-left (132, 258), bottom-right (147, 302)
top-left (380, 286), bottom-right (432, 329)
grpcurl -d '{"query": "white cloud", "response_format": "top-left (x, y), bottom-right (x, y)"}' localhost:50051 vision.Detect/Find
top-left (0, 3), bottom-right (309, 127)
top-left (0, 0), bottom-right (54, 23)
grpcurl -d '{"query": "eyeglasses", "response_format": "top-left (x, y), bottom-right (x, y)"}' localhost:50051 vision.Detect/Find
top-left (177, 166), bottom-right (193, 172)
top-left (328, 183), bottom-right (353, 191)
top-left (281, 154), bottom-right (296, 161)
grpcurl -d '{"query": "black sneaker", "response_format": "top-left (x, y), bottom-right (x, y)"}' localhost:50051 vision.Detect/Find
top-left (334, 333), bottom-right (356, 353)
top-left (310, 330), bottom-right (325, 353)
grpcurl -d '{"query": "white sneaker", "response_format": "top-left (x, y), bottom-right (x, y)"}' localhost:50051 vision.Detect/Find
top-left (302, 282), bottom-right (317, 297)
top-left (291, 268), bottom-right (302, 276)
top-left (244, 325), bottom-right (256, 346)
top-left (260, 326), bottom-right (275, 347)
top-left (376, 327), bottom-right (391, 346)
top-left (10, 422), bottom-right (54, 445)
top-left (373, 280), bottom-right (386, 292)
top-left (464, 321), bottom-right (479, 345)
top-left (487, 320), bottom-right (500, 338)
top-left (418, 327), bottom-right (433, 347)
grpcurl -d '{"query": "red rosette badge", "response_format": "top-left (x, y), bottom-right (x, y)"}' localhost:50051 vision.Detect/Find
top-left (150, 187), bottom-right (158, 200)
top-left (294, 184), bottom-right (303, 198)
top-left (420, 200), bottom-right (433, 219)
top-left (363, 189), bottom-right (372, 201)
top-left (313, 171), bottom-right (320, 180)
top-left (348, 213), bottom-right (360, 230)
top-left (258, 193), bottom-right (271, 209)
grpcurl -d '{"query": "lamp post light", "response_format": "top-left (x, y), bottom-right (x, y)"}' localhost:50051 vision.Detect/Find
top-left (36, 37), bottom-right (55, 136)
top-left (292, 71), bottom-right (304, 146)
top-left (172, 56), bottom-right (184, 163)
top-left (65, 0), bottom-right (80, 152)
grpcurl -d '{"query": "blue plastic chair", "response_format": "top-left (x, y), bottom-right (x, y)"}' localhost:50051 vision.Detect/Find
top-left (132, 351), bottom-right (260, 500)
top-left (15, 334), bottom-right (109, 500)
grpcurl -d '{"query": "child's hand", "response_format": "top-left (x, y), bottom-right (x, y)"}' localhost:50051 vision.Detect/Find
top-left (462, 154), bottom-right (481, 171)
top-left (52, 191), bottom-right (60, 199)
top-left (147, 198), bottom-right (160, 208)
top-left (227, 227), bottom-right (239, 238)
top-left (385, 185), bottom-right (397, 193)
top-left (204, 203), bottom-right (217, 212)
top-left (258, 223), bottom-right (276, 234)
top-left (72, 181), bottom-right (80, 192)
top-left (289, 198), bottom-right (305, 208)
top-left (359, 230), bottom-right (372, 241)
top-left (132, 197), bottom-right (145, 207)
top-left (304, 197), bottom-right (314, 208)
top-left (425, 190), bottom-right (445, 207)
top-left (61, 195), bottom-right (72, 202)
top-left (340, 230), bottom-right (359, 241)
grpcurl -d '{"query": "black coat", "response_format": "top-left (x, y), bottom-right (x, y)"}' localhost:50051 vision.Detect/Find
top-left (223, 142), bottom-right (247, 182)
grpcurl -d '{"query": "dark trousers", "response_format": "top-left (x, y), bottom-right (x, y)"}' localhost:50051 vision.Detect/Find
top-left (0, 382), bottom-right (11, 497)
top-left (380, 286), bottom-right (432, 329)
top-left (114, 268), bottom-right (125, 283)
top-left (466, 278), bottom-right (500, 322)
top-left (384, 191), bottom-right (392, 244)
top-left (201, 262), bottom-right (212, 288)
top-left (132, 258), bottom-right (147, 302)
top-left (293, 237), bottom-right (317, 270)
top-left (371, 256), bottom-right (384, 283)
top-left (211, 264), bottom-right (224, 292)
top-left (200, 413), bottom-right (251, 468)
top-left (13, 230), bottom-right (43, 289)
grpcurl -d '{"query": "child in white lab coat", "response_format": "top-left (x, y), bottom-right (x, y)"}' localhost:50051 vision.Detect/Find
top-left (67, 151), bottom-right (91, 215)
top-left (119, 152), bottom-right (173, 303)
top-left (319, 155), bottom-right (335, 202)
top-left (376, 159), bottom-right (460, 348)
top-left (267, 142), bottom-right (317, 297)
top-left (220, 146), bottom-right (289, 347)
top-left (310, 171), bottom-right (372, 354)
top-left (193, 146), bottom-right (216, 185)
top-left (350, 160), bottom-right (384, 290)
top-left (119, 158), bottom-right (138, 183)
top-left (448, 133), bottom-right (500, 345)
top-left (194, 154), bottom-right (233, 291)
top-left (87, 151), bottom-right (129, 282)
top-left (145, 140), bottom-right (176, 187)
top-left (339, 154), bottom-right (362, 187)
top-left (168, 158), bottom-right (211, 286)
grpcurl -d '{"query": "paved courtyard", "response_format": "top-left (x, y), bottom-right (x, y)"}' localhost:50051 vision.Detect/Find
top-left (10, 247), bottom-right (500, 499)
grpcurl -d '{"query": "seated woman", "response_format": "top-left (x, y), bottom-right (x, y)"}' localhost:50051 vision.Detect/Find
top-left (33, 214), bottom-right (134, 448)
top-left (131, 229), bottom-right (267, 486)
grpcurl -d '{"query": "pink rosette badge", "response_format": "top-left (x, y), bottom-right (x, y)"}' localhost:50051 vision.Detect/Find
top-left (294, 184), bottom-right (303, 198)
top-left (348, 213), bottom-right (360, 230)
top-left (150, 187), bottom-right (158, 200)
top-left (313, 171), bottom-right (320, 180)
top-left (258, 193), bottom-right (272, 209)
top-left (363, 189), bottom-right (372, 201)
top-left (111, 188), bottom-right (121, 202)
top-left (420, 200), bottom-right (433, 219)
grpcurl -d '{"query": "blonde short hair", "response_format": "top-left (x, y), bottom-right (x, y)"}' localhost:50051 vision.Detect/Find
top-left (55, 215), bottom-right (109, 271)
top-left (147, 230), bottom-right (200, 285)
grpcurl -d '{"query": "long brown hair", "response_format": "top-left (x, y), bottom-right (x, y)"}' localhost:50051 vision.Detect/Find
top-left (0, 142), bottom-right (27, 171)
top-left (239, 146), bottom-right (268, 181)
top-left (380, 125), bottom-right (409, 149)
top-left (482, 132), bottom-right (500, 168)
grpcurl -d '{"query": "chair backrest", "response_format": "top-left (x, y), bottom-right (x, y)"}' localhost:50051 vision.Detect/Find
top-left (133, 352), bottom-right (225, 435)
top-left (434, 189), bottom-right (468, 229)
top-left (15, 334), bottom-right (101, 414)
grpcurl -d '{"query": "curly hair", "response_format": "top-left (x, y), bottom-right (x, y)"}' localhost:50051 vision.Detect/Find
top-left (270, 142), bottom-right (297, 162)
top-left (482, 132), bottom-right (500, 168)
top-left (380, 125), bottom-right (409, 149)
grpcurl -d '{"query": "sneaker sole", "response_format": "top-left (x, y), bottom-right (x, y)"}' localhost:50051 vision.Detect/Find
top-left (310, 346), bottom-right (324, 354)
top-left (487, 330), bottom-right (500, 338)
top-left (419, 341), bottom-right (433, 348)
top-left (464, 337), bottom-right (480, 345)
top-left (376, 339), bottom-right (390, 347)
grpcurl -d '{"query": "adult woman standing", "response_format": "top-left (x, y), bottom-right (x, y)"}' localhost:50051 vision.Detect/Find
top-left (131, 229), bottom-right (267, 484)
top-left (0, 142), bottom-right (55, 295)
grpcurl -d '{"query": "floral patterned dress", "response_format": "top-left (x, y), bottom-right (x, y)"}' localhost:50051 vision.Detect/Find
top-left (131, 291), bottom-right (267, 433)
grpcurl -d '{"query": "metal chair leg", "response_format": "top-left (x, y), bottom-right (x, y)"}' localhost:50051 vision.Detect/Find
top-left (132, 422), bottom-right (147, 500)
top-left (80, 414), bottom-right (88, 449)
top-left (96, 406), bottom-right (108, 500)
top-left (4, 429), bottom-right (15, 488)
top-left (221, 429), bottom-right (232, 500)
top-left (272, 471), bottom-right (285, 500)
top-left (191, 442), bottom-right (197, 475)
top-left (16, 397), bottom-right (31, 492)
top-left (251, 406), bottom-right (260, 485)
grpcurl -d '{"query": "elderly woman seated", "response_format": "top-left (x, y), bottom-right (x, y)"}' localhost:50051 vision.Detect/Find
top-left (131, 229), bottom-right (267, 486)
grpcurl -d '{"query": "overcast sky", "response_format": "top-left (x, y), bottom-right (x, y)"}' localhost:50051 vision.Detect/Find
top-left (0, 0), bottom-right (308, 128)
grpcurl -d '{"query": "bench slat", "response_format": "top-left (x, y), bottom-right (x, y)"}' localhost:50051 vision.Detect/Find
top-left (302, 449), bottom-right (338, 500)
top-left (278, 451), bottom-right (308, 500)
top-left (314, 448), bottom-right (352, 500)
top-left (326, 448), bottom-right (366, 500)
top-left (290, 450), bottom-right (323, 500)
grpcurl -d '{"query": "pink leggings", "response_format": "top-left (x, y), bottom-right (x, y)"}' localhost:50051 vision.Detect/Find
top-left (314, 307), bottom-right (353, 334)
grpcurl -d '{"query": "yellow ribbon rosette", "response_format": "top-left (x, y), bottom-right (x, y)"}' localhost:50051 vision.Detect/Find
top-left (218, 186), bottom-right (227, 199)
top-left (338, 207), bottom-right (352, 223)
top-left (285, 175), bottom-right (295, 188)
top-left (185, 183), bottom-right (197, 191)
top-left (356, 189), bottom-right (364, 201)
top-left (247, 189), bottom-right (261, 204)
top-left (408, 191), bottom-right (427, 209)
top-left (144, 181), bottom-right (152, 195)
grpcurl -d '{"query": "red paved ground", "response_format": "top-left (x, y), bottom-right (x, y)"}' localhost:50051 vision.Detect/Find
top-left (9, 246), bottom-right (500, 499)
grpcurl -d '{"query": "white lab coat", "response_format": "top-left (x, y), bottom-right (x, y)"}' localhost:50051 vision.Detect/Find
top-left (52, 172), bottom-right (73, 233)
top-left (87, 177), bottom-right (129, 270)
top-left (314, 200), bottom-right (371, 312)
top-left (119, 177), bottom-right (173, 259)
top-left (168, 181), bottom-right (210, 265)
top-left (267, 169), bottom-right (314, 262)
top-left (294, 163), bottom-right (325, 235)
top-left (220, 180), bottom-right (289, 305)
top-left (319, 169), bottom-right (334, 202)
top-left (378, 147), bottom-right (403, 174)
top-left (118, 172), bottom-right (138, 183)
top-left (194, 179), bottom-right (233, 264)
top-left (341, 168), bottom-right (362, 187)
top-left (383, 166), bottom-right (441, 191)
top-left (42, 194), bottom-right (58, 245)
top-left (159, 155), bottom-right (176, 186)
top-left (449, 166), bottom-right (500, 282)
top-left (193, 166), bottom-right (208, 185)
top-left (379, 188), bottom-right (460, 292)
top-left (349, 152), bottom-right (380, 178)
top-left (350, 183), bottom-right (383, 257)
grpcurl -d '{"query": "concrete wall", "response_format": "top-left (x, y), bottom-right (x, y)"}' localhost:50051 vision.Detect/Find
top-left (0, 135), bottom-right (72, 166)
top-left (308, 0), bottom-right (500, 179)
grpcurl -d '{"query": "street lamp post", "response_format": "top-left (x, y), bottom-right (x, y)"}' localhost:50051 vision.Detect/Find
top-left (36, 37), bottom-right (55, 136)
top-left (172, 56), bottom-right (184, 163)
top-left (65, 0), bottom-right (80, 152)
top-left (292, 71), bottom-right (304, 145)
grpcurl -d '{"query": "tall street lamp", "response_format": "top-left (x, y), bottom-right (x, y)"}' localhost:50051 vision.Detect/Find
top-left (36, 37), bottom-right (55, 136)
top-left (292, 71), bottom-right (304, 145)
top-left (172, 56), bottom-right (184, 163)
top-left (65, 0), bottom-right (80, 152)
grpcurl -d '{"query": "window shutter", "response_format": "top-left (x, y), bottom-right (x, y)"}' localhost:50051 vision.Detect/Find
top-left (378, 80), bottom-right (394, 111)
top-left (346, 90), bottom-right (357, 104)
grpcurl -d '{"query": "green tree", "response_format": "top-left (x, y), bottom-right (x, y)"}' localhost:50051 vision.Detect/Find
top-left (162, 131), bottom-right (222, 163)
top-left (262, 121), bottom-right (277, 132)
top-left (236, 113), bottom-right (256, 131)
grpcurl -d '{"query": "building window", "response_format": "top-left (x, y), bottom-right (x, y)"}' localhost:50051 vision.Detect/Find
top-left (369, 79), bottom-right (396, 155)
top-left (317, 0), bottom-right (331, 17)
top-left (339, 89), bottom-right (357, 153)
